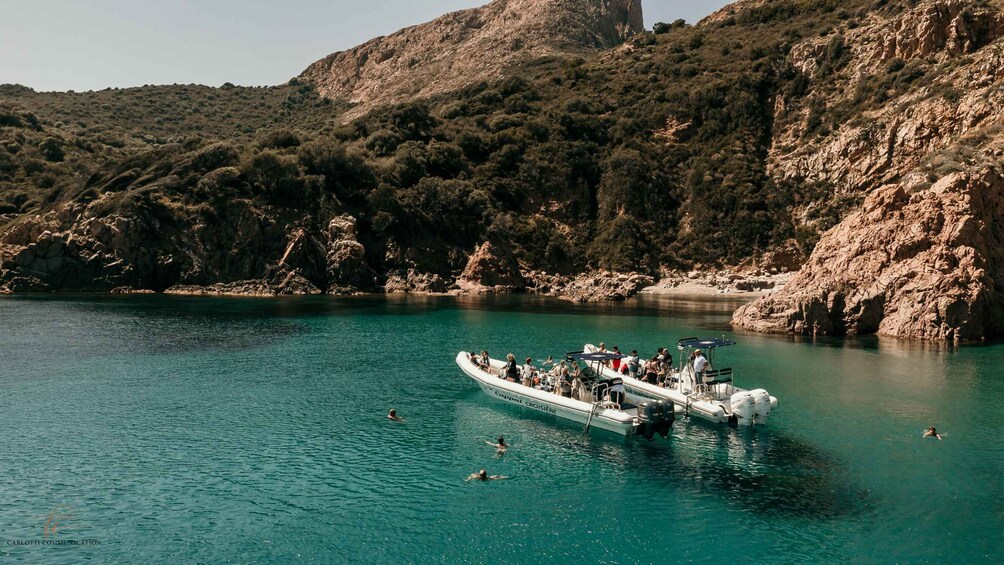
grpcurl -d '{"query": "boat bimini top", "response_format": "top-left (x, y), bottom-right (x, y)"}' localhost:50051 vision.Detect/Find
top-left (676, 337), bottom-right (737, 350)
top-left (565, 351), bottom-right (625, 362)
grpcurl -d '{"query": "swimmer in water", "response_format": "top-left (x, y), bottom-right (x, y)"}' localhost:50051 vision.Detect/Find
top-left (485, 435), bottom-right (508, 455)
top-left (466, 469), bottom-right (508, 482)
top-left (388, 409), bottom-right (404, 422)
top-left (923, 426), bottom-right (942, 440)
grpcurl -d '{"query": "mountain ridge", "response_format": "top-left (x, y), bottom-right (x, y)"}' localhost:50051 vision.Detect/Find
top-left (299, 0), bottom-right (644, 118)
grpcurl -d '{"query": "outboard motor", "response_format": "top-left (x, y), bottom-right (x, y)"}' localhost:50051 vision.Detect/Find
top-left (656, 400), bottom-right (675, 438)
top-left (750, 389), bottom-right (772, 425)
top-left (730, 391), bottom-right (755, 427)
top-left (636, 400), bottom-right (659, 439)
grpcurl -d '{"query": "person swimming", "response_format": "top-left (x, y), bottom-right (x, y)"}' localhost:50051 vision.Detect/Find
top-left (923, 426), bottom-right (942, 440)
top-left (485, 435), bottom-right (508, 454)
top-left (387, 409), bottom-right (404, 422)
top-left (466, 469), bottom-right (508, 481)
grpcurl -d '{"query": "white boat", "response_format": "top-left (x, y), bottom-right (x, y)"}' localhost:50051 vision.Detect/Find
top-left (584, 338), bottom-right (778, 427)
top-left (455, 351), bottom-right (674, 438)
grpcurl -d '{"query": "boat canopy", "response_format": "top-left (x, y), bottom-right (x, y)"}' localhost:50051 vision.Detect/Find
top-left (566, 351), bottom-right (625, 362)
top-left (677, 337), bottom-right (737, 349)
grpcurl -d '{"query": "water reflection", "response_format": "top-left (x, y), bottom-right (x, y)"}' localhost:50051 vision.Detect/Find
top-left (666, 423), bottom-right (870, 520)
top-left (459, 389), bottom-right (868, 521)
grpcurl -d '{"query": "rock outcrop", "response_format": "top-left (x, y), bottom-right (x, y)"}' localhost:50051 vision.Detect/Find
top-left (525, 270), bottom-right (653, 302)
top-left (299, 0), bottom-right (643, 117)
top-left (457, 240), bottom-right (526, 293)
top-left (733, 170), bottom-right (1004, 341)
top-left (326, 215), bottom-right (377, 293)
top-left (0, 195), bottom-right (377, 296)
top-left (772, 1), bottom-right (1004, 196)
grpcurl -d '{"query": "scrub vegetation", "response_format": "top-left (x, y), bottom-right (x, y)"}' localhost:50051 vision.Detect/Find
top-left (2, 0), bottom-right (904, 278)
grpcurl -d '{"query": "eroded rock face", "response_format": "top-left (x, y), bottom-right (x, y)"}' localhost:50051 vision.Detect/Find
top-left (520, 269), bottom-right (653, 301)
top-left (384, 269), bottom-right (450, 294)
top-left (773, 1), bottom-right (1004, 196)
top-left (326, 215), bottom-right (377, 293)
top-left (299, 0), bottom-right (643, 118)
top-left (457, 240), bottom-right (525, 293)
top-left (733, 170), bottom-right (1004, 341)
top-left (0, 198), bottom-right (378, 296)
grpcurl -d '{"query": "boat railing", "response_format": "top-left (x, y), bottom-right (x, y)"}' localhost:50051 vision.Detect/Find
top-left (703, 368), bottom-right (734, 386)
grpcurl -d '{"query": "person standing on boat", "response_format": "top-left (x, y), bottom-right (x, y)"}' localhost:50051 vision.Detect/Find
top-left (626, 350), bottom-right (640, 379)
top-left (657, 348), bottom-right (674, 386)
top-left (611, 346), bottom-right (622, 372)
top-left (644, 356), bottom-right (660, 384)
top-left (693, 349), bottom-right (710, 384)
top-left (504, 353), bottom-right (519, 382)
top-left (521, 357), bottom-right (535, 387)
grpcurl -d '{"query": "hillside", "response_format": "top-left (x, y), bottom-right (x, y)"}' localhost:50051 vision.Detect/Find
top-left (299, 0), bottom-right (644, 118)
top-left (734, 0), bottom-right (1004, 341)
top-left (3, 0), bottom-right (1003, 340)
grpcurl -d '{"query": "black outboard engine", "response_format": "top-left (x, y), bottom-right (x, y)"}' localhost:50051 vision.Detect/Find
top-left (656, 400), bottom-right (675, 438)
top-left (636, 400), bottom-right (659, 439)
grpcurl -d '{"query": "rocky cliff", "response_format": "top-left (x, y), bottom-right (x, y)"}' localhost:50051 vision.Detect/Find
top-left (733, 0), bottom-right (1004, 341)
top-left (299, 0), bottom-right (643, 117)
top-left (733, 170), bottom-right (1004, 341)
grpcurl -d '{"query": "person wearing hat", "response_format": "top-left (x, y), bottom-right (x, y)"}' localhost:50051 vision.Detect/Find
top-left (693, 348), bottom-right (710, 384)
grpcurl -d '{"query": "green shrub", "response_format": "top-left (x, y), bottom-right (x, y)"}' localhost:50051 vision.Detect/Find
top-left (191, 142), bottom-right (240, 173)
top-left (39, 137), bottom-right (64, 162)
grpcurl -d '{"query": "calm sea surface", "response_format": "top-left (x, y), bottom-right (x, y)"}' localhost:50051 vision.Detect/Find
top-left (0, 294), bottom-right (1001, 564)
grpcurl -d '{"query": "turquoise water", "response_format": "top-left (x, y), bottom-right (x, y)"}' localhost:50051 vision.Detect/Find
top-left (0, 294), bottom-right (1001, 564)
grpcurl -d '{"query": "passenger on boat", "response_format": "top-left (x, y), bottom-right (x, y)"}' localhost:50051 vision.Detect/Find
top-left (504, 353), bottom-right (519, 382)
top-left (521, 358), bottom-right (535, 387)
top-left (644, 356), bottom-right (660, 384)
top-left (626, 350), bottom-right (640, 378)
top-left (657, 348), bottom-right (674, 386)
top-left (554, 361), bottom-right (571, 396)
top-left (570, 374), bottom-right (584, 400)
top-left (388, 409), bottom-right (404, 422)
top-left (924, 427), bottom-right (942, 440)
top-left (470, 351), bottom-right (481, 366)
top-left (611, 346), bottom-right (622, 371)
top-left (693, 349), bottom-right (710, 382)
top-left (480, 351), bottom-right (491, 372)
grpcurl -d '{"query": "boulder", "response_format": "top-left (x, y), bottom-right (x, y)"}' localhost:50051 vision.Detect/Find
top-left (384, 269), bottom-right (450, 293)
top-left (457, 240), bottom-right (525, 294)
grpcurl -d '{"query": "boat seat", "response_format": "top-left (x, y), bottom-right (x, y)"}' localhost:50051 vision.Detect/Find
top-left (703, 368), bottom-right (733, 386)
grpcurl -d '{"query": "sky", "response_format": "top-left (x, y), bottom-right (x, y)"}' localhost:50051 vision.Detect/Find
top-left (0, 1), bottom-right (733, 92)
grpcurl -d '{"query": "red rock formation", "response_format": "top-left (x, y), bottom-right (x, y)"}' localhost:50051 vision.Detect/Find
top-left (457, 240), bottom-right (526, 293)
top-left (733, 169), bottom-right (1004, 341)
